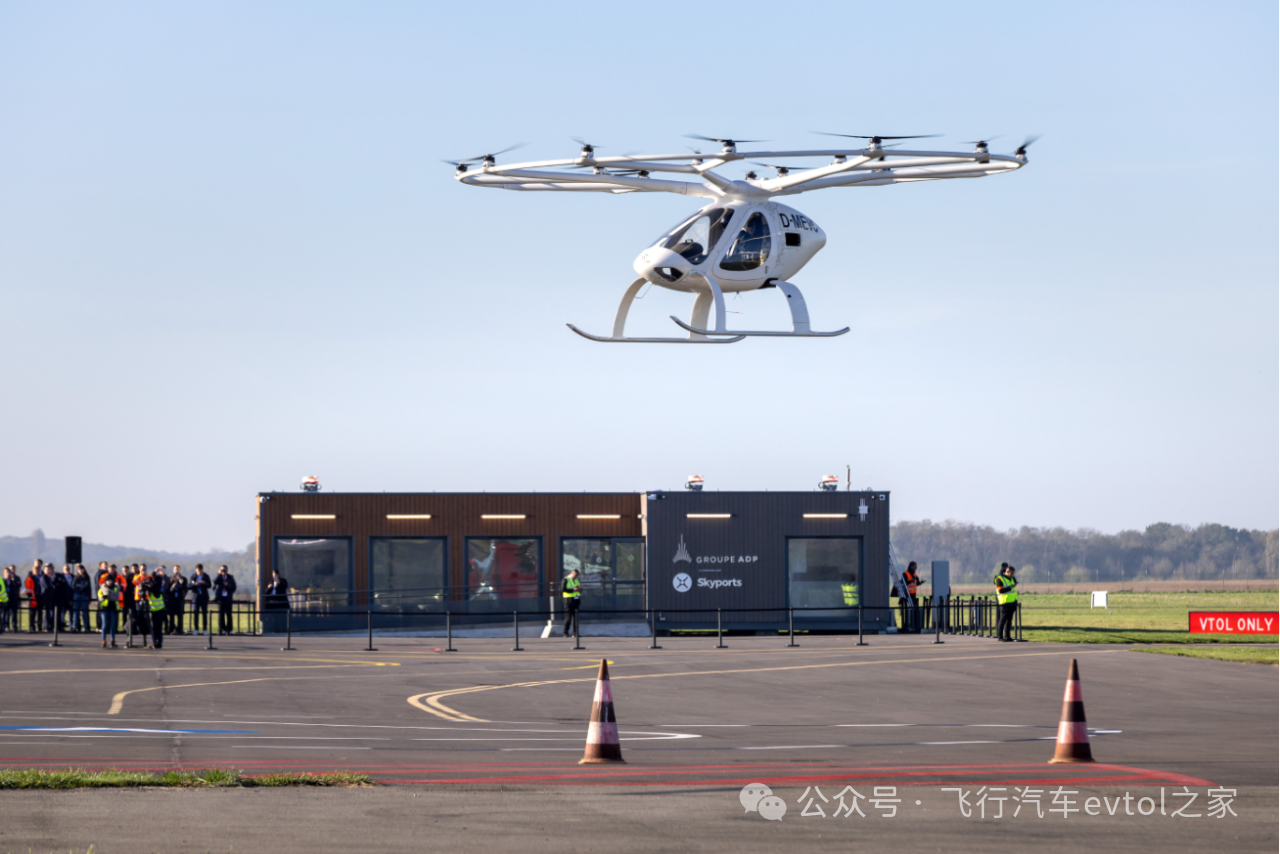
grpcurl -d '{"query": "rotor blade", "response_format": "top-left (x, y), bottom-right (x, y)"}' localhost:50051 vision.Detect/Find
top-left (449, 142), bottom-right (527, 163)
top-left (684, 134), bottom-right (767, 144)
top-left (811, 132), bottom-right (942, 140)
top-left (570, 137), bottom-right (603, 148)
top-left (1015, 134), bottom-right (1042, 154)
top-left (962, 136), bottom-right (1004, 145)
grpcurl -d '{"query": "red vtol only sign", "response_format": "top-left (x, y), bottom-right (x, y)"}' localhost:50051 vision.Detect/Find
top-left (1188, 612), bottom-right (1278, 634)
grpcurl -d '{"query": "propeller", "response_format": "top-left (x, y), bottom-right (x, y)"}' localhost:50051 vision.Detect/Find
top-left (570, 137), bottom-right (604, 156)
top-left (963, 136), bottom-right (1003, 153)
top-left (441, 143), bottom-right (526, 169)
top-left (750, 161), bottom-right (823, 177)
top-left (1014, 135), bottom-right (1041, 157)
top-left (567, 163), bottom-right (650, 178)
top-left (813, 132), bottom-right (940, 147)
top-left (684, 134), bottom-right (767, 151)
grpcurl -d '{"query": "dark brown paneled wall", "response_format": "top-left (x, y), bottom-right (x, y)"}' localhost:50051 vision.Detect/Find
top-left (256, 493), bottom-right (642, 605)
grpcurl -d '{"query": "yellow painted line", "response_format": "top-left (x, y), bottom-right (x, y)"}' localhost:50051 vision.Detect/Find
top-left (563, 661), bottom-right (613, 669)
top-left (2, 663), bottom-right (397, 677)
top-left (406, 648), bottom-right (1118, 723)
top-left (106, 670), bottom-right (396, 715)
top-left (409, 681), bottom-right (568, 722)
top-left (7, 649), bottom-right (403, 666)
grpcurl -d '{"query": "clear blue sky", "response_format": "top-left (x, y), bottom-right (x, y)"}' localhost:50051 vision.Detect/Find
top-left (1, 1), bottom-right (1275, 553)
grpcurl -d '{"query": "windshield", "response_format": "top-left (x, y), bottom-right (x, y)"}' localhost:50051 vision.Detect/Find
top-left (662, 208), bottom-right (734, 265)
top-left (719, 211), bottom-right (772, 272)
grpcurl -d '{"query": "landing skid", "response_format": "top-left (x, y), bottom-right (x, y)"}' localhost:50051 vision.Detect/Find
top-left (670, 318), bottom-right (849, 338)
top-left (670, 279), bottom-right (849, 338)
top-left (566, 324), bottom-right (744, 344)
top-left (568, 276), bottom-right (745, 343)
top-left (568, 275), bottom-right (843, 343)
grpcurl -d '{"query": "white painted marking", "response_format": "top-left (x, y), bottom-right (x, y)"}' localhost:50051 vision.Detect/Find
top-left (231, 746), bottom-right (372, 750)
top-left (738, 745), bottom-right (844, 750)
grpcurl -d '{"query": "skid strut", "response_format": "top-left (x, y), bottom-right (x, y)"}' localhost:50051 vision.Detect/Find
top-left (671, 279), bottom-right (849, 338)
top-left (568, 277), bottom-right (745, 343)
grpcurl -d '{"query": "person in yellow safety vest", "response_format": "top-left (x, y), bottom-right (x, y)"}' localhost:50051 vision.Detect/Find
top-left (899, 562), bottom-right (926, 633)
top-left (146, 570), bottom-right (168, 650)
top-left (132, 569), bottom-right (151, 647)
top-left (841, 576), bottom-right (858, 607)
top-left (993, 563), bottom-right (1018, 642)
top-left (561, 569), bottom-right (582, 638)
top-left (98, 577), bottom-right (121, 648)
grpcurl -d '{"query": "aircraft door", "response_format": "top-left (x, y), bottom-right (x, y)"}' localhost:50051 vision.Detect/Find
top-left (714, 207), bottom-right (777, 285)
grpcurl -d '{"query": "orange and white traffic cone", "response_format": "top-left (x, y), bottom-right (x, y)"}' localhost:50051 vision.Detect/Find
top-left (1049, 658), bottom-right (1095, 764)
top-left (579, 658), bottom-right (625, 765)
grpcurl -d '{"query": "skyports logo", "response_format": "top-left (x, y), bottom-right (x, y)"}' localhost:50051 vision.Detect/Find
top-left (698, 578), bottom-right (743, 590)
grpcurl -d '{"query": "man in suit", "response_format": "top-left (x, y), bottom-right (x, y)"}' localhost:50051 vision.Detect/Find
top-left (190, 564), bottom-right (211, 635)
top-left (213, 565), bottom-right (237, 635)
top-left (36, 564), bottom-right (59, 632)
top-left (167, 566), bottom-right (189, 634)
top-left (263, 570), bottom-right (290, 634)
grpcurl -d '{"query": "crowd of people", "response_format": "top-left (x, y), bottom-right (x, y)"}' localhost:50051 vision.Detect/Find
top-left (0, 560), bottom-right (240, 648)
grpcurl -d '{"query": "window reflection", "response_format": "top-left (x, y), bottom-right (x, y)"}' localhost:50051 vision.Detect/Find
top-left (466, 537), bottom-right (540, 600)
top-left (789, 538), bottom-right (859, 617)
top-left (663, 208), bottom-right (734, 265)
top-left (275, 538), bottom-right (352, 609)
top-left (562, 539), bottom-right (612, 594)
top-left (370, 537), bottom-right (446, 609)
top-left (719, 211), bottom-right (772, 271)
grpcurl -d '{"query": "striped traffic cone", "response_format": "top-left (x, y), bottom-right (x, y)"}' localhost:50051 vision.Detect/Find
top-left (1049, 658), bottom-right (1095, 764)
top-left (579, 658), bottom-right (625, 765)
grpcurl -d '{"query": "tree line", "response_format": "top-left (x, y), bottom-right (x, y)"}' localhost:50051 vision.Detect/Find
top-left (891, 520), bottom-right (1279, 584)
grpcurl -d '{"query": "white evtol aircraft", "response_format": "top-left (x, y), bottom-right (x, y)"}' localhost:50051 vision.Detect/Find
top-left (449, 133), bottom-right (1038, 343)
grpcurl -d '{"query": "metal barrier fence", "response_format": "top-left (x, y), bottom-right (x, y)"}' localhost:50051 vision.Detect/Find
top-left (0, 598), bottom-right (263, 637)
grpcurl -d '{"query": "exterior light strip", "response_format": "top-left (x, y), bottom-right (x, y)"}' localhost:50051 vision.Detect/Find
top-left (291, 514), bottom-right (336, 520)
top-left (386, 514), bottom-right (432, 520)
top-left (804, 513), bottom-right (849, 519)
top-left (577, 514), bottom-right (621, 520)
top-left (481, 514), bottom-right (527, 520)
top-left (686, 513), bottom-right (732, 519)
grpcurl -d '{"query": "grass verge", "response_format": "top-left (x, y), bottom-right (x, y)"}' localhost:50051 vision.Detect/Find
top-left (1022, 627), bottom-right (1278, 644)
top-left (1132, 646), bottom-right (1278, 665)
top-left (0, 768), bottom-right (373, 790)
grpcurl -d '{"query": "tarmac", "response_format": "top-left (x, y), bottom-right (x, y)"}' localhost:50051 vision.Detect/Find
top-left (0, 630), bottom-right (1275, 853)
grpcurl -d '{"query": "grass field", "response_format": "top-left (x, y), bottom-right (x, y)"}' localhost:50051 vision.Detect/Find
top-left (0, 769), bottom-right (372, 789)
top-left (1014, 590), bottom-right (1278, 644)
top-left (1133, 645), bottom-right (1279, 665)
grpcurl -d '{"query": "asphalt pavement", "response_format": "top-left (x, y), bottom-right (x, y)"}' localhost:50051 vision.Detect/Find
top-left (0, 630), bottom-right (1274, 853)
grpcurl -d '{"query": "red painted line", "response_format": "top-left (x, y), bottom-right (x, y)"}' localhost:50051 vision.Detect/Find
top-left (0, 757), bottom-right (1215, 787)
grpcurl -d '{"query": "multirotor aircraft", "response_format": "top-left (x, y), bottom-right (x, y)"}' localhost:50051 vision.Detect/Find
top-left (448, 133), bottom-right (1038, 343)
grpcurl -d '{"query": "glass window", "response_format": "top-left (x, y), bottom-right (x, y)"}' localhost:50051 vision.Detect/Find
top-left (562, 539), bottom-right (612, 594)
top-left (275, 538), bottom-right (352, 608)
top-left (369, 537), bottom-right (446, 609)
top-left (719, 211), bottom-right (772, 271)
top-left (466, 537), bottom-right (540, 600)
top-left (788, 538), bottom-right (859, 616)
top-left (663, 208), bottom-right (734, 265)
top-left (615, 541), bottom-right (645, 585)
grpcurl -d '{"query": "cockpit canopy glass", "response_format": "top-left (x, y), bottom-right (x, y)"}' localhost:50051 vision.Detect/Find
top-left (663, 208), bottom-right (735, 265)
top-left (719, 211), bottom-right (772, 272)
